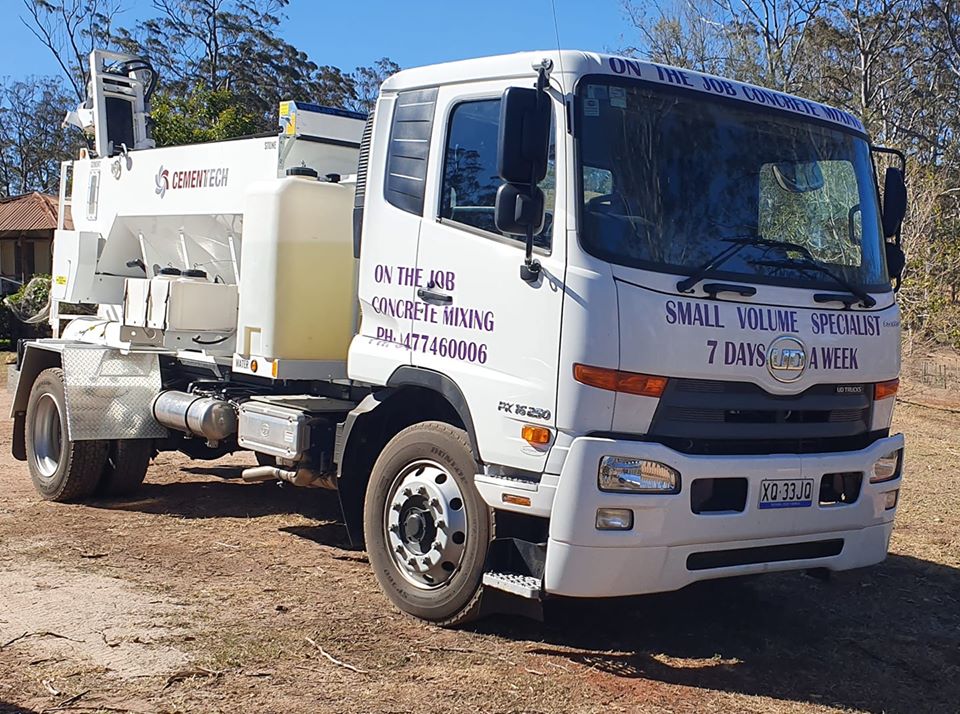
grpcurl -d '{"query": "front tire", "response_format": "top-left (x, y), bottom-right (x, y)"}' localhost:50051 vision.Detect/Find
top-left (25, 367), bottom-right (108, 502)
top-left (364, 421), bottom-right (491, 626)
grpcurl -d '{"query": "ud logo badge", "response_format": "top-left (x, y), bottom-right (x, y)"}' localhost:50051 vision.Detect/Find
top-left (767, 336), bottom-right (806, 382)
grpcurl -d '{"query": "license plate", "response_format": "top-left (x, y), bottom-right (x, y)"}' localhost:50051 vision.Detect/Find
top-left (759, 478), bottom-right (814, 509)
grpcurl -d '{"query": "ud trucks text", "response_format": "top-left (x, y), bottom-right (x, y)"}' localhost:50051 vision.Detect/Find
top-left (9, 49), bottom-right (908, 624)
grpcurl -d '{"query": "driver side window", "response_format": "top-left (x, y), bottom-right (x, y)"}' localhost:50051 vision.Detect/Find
top-left (439, 98), bottom-right (555, 249)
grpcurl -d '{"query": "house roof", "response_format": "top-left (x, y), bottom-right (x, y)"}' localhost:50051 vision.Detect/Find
top-left (0, 192), bottom-right (60, 236)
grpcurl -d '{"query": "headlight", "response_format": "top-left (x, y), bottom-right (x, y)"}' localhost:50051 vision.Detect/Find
top-left (599, 457), bottom-right (681, 493)
top-left (870, 450), bottom-right (902, 483)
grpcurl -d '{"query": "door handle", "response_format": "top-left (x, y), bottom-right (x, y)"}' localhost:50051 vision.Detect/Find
top-left (417, 288), bottom-right (453, 305)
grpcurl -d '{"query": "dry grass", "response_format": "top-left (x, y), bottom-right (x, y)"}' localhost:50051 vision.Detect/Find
top-left (0, 378), bottom-right (957, 713)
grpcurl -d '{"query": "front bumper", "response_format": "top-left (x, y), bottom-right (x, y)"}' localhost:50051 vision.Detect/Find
top-left (544, 433), bottom-right (903, 598)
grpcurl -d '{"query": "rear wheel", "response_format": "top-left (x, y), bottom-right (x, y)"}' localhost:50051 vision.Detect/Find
top-left (364, 421), bottom-right (492, 626)
top-left (25, 368), bottom-right (108, 502)
top-left (98, 439), bottom-right (153, 496)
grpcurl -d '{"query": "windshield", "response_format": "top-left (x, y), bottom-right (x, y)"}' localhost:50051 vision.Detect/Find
top-left (577, 78), bottom-right (888, 291)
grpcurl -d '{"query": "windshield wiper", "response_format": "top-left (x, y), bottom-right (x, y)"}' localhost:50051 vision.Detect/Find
top-left (676, 235), bottom-right (813, 293)
top-left (750, 258), bottom-right (876, 308)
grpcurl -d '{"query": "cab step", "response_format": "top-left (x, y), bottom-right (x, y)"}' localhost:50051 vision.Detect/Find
top-left (482, 571), bottom-right (542, 599)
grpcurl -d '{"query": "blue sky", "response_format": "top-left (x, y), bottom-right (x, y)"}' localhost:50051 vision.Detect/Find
top-left (0, 0), bottom-right (630, 81)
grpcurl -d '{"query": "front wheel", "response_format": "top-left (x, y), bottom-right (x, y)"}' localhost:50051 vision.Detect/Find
top-left (25, 368), bottom-right (108, 502)
top-left (364, 421), bottom-right (492, 626)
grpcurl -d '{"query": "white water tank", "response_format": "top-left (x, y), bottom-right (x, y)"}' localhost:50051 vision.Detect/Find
top-left (237, 176), bottom-right (356, 362)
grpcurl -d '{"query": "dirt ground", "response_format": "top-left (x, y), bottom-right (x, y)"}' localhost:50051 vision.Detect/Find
top-left (1, 364), bottom-right (958, 714)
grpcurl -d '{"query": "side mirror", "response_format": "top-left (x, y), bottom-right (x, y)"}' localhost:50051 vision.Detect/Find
top-left (885, 241), bottom-right (905, 283)
top-left (495, 183), bottom-right (545, 236)
top-left (497, 86), bottom-right (551, 185)
top-left (882, 166), bottom-right (907, 238)
top-left (495, 81), bottom-right (552, 283)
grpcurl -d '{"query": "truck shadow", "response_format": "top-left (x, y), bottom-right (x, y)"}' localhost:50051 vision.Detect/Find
top-left (87, 468), bottom-right (363, 549)
top-left (92, 476), bottom-right (344, 523)
top-left (0, 704), bottom-right (38, 714)
top-left (482, 554), bottom-right (960, 713)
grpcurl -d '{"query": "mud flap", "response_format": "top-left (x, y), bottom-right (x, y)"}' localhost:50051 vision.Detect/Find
top-left (60, 346), bottom-right (167, 441)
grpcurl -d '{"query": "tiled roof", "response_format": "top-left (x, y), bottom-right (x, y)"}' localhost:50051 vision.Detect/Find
top-left (0, 192), bottom-right (60, 235)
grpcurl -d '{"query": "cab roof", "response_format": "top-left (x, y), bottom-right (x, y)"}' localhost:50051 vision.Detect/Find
top-left (381, 50), bottom-right (866, 135)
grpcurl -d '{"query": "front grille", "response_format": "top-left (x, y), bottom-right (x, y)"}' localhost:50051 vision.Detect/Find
top-left (686, 539), bottom-right (844, 571)
top-left (650, 432), bottom-right (886, 455)
top-left (665, 406), bottom-right (870, 425)
top-left (648, 378), bottom-right (874, 454)
top-left (676, 379), bottom-right (726, 394)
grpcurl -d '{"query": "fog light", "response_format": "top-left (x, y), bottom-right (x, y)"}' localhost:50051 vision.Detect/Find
top-left (871, 450), bottom-right (902, 483)
top-left (596, 508), bottom-right (634, 530)
top-left (599, 457), bottom-right (680, 493)
top-left (884, 490), bottom-right (899, 510)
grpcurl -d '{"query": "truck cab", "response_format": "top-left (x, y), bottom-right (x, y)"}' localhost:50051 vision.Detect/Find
top-left (349, 51), bottom-right (905, 608)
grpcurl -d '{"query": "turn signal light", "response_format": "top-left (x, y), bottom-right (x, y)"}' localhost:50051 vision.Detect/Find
top-left (502, 493), bottom-right (532, 507)
top-left (874, 379), bottom-right (899, 400)
top-left (883, 490), bottom-right (899, 510)
top-left (521, 425), bottom-right (552, 445)
top-left (573, 364), bottom-right (668, 398)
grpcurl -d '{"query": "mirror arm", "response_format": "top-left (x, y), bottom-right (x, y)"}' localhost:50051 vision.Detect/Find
top-left (871, 145), bottom-right (908, 246)
top-left (520, 153), bottom-right (541, 282)
top-left (871, 144), bottom-right (906, 173)
top-left (520, 61), bottom-right (552, 284)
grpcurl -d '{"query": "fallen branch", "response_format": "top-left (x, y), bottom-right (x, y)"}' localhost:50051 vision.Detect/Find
top-left (163, 667), bottom-right (222, 689)
top-left (425, 645), bottom-right (495, 656)
top-left (40, 689), bottom-right (89, 713)
top-left (305, 636), bottom-right (369, 674)
top-left (424, 645), bottom-right (517, 665)
top-left (98, 630), bottom-right (121, 648)
top-left (897, 397), bottom-right (960, 414)
top-left (1, 631), bottom-right (83, 649)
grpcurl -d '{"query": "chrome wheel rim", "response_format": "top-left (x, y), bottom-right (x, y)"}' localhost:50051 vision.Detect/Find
top-left (384, 459), bottom-right (468, 590)
top-left (33, 393), bottom-right (63, 480)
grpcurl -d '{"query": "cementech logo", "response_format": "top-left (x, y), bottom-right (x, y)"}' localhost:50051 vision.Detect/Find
top-left (154, 164), bottom-right (229, 199)
top-left (154, 166), bottom-right (169, 198)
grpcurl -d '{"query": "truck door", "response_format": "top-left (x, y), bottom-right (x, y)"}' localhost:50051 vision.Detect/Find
top-left (413, 84), bottom-right (566, 472)
top-left (350, 90), bottom-right (438, 384)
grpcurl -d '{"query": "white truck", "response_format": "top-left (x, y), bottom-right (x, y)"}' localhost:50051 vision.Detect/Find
top-left (9, 49), bottom-right (908, 625)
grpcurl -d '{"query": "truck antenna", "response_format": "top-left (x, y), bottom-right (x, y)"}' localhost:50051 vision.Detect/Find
top-left (551, 0), bottom-right (565, 84)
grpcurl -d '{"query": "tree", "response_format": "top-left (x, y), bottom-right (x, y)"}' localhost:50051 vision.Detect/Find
top-left (149, 87), bottom-right (258, 147)
top-left (348, 58), bottom-right (402, 114)
top-left (111, 0), bottom-right (358, 131)
top-left (22, 0), bottom-right (400, 140)
top-left (621, 0), bottom-right (731, 75)
top-left (21, 0), bottom-right (123, 102)
top-left (622, 0), bottom-right (822, 89)
top-left (0, 77), bottom-right (77, 196)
